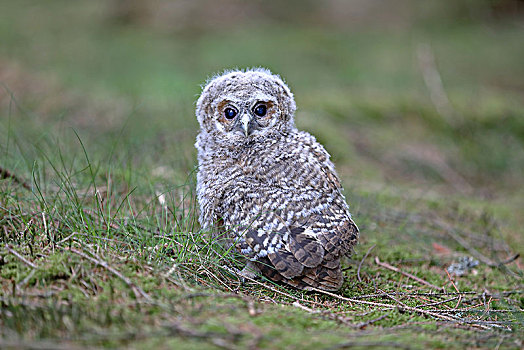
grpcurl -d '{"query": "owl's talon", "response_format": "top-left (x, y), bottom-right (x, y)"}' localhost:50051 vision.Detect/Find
top-left (221, 263), bottom-right (259, 285)
top-left (239, 261), bottom-right (261, 282)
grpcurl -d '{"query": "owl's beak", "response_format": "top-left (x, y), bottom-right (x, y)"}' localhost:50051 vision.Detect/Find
top-left (240, 112), bottom-right (252, 137)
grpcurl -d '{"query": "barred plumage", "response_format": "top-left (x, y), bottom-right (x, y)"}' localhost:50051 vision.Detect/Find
top-left (195, 68), bottom-right (359, 291)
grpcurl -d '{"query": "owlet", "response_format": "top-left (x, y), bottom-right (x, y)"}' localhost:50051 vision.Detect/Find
top-left (195, 68), bottom-right (359, 291)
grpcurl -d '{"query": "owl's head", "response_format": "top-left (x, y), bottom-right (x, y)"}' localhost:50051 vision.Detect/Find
top-left (196, 68), bottom-right (297, 145)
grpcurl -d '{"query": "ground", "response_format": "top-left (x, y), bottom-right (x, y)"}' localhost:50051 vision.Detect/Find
top-left (1, 1), bottom-right (523, 349)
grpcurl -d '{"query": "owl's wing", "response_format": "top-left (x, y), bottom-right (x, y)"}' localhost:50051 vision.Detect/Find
top-left (227, 135), bottom-right (358, 290)
top-left (268, 201), bottom-right (358, 290)
top-left (241, 224), bottom-right (326, 277)
top-left (237, 201), bottom-right (358, 291)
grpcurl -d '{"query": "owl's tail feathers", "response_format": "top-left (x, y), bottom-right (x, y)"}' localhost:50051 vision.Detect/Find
top-left (317, 217), bottom-right (359, 263)
top-left (297, 259), bottom-right (344, 291)
top-left (288, 227), bottom-right (325, 267)
top-left (264, 227), bottom-right (325, 279)
top-left (256, 257), bottom-right (344, 291)
top-left (267, 249), bottom-right (304, 278)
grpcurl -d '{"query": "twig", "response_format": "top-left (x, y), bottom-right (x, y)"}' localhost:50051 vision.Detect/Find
top-left (19, 269), bottom-right (37, 287)
top-left (354, 313), bottom-right (389, 329)
top-left (416, 308), bottom-right (520, 314)
top-left (292, 301), bottom-right (319, 313)
top-left (67, 247), bottom-right (152, 302)
top-left (445, 269), bottom-right (463, 309)
top-left (357, 244), bottom-right (375, 282)
top-left (352, 290), bottom-right (522, 299)
top-left (310, 288), bottom-right (396, 310)
top-left (375, 257), bottom-right (442, 290)
top-left (72, 231), bottom-right (130, 245)
top-left (230, 268), bottom-right (327, 308)
top-left (56, 232), bottom-right (77, 245)
top-left (0, 166), bottom-right (31, 191)
top-left (379, 288), bottom-right (409, 308)
top-left (328, 340), bottom-right (412, 350)
top-left (42, 212), bottom-right (50, 243)
top-left (153, 235), bottom-right (184, 248)
top-left (292, 301), bottom-right (356, 327)
top-left (160, 321), bottom-right (239, 349)
top-left (163, 263), bottom-right (191, 290)
top-left (498, 254), bottom-right (520, 265)
top-left (308, 287), bottom-right (493, 330)
top-left (199, 265), bottom-right (235, 292)
top-left (183, 292), bottom-right (258, 316)
top-left (418, 296), bottom-right (459, 308)
top-left (5, 244), bottom-right (36, 268)
top-left (246, 297), bottom-right (257, 317)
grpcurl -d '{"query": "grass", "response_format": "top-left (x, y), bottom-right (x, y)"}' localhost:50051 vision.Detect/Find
top-left (1, 1), bottom-right (524, 348)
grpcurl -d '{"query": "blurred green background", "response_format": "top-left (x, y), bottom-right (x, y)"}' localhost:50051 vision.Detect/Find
top-left (1, 0), bottom-right (523, 207)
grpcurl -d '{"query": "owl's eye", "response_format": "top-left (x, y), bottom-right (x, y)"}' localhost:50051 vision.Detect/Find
top-left (224, 108), bottom-right (237, 119)
top-left (253, 104), bottom-right (267, 117)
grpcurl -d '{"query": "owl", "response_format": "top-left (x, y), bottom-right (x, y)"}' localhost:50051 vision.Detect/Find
top-left (195, 68), bottom-right (359, 291)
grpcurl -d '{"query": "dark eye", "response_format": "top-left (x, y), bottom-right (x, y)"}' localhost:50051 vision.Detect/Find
top-left (224, 107), bottom-right (237, 119)
top-left (253, 104), bottom-right (267, 117)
